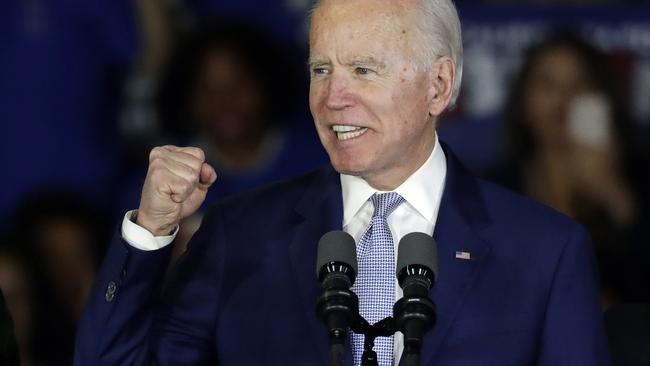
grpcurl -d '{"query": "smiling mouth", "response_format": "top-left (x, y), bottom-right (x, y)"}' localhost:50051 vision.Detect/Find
top-left (332, 125), bottom-right (369, 141)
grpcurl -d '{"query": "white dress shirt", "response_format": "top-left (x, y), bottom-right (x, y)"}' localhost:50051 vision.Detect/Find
top-left (340, 134), bottom-right (447, 365)
top-left (121, 135), bottom-right (447, 365)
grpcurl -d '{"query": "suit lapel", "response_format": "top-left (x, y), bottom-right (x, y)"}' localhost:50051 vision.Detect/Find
top-left (288, 167), bottom-right (344, 366)
top-left (419, 143), bottom-right (492, 365)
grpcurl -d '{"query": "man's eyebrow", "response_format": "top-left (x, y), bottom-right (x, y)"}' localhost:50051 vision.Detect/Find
top-left (307, 58), bottom-right (330, 68)
top-left (350, 57), bottom-right (386, 69)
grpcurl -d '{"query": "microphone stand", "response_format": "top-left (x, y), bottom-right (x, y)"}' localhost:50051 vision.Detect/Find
top-left (354, 309), bottom-right (433, 366)
top-left (350, 315), bottom-right (396, 366)
top-left (320, 278), bottom-right (436, 366)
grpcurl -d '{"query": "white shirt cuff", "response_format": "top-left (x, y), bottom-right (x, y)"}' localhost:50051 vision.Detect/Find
top-left (121, 210), bottom-right (178, 251)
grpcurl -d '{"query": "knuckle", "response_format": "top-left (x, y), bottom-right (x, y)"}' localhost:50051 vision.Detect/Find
top-left (149, 146), bottom-right (169, 161)
top-left (187, 159), bottom-right (203, 173)
top-left (183, 147), bottom-right (205, 162)
top-left (149, 147), bottom-right (160, 160)
top-left (192, 147), bottom-right (206, 161)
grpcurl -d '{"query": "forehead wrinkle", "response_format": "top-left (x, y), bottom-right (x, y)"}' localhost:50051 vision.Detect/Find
top-left (350, 57), bottom-right (385, 67)
top-left (312, 0), bottom-right (418, 32)
top-left (310, 0), bottom-right (421, 68)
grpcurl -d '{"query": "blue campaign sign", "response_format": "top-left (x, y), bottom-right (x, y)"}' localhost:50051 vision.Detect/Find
top-left (457, 4), bottom-right (650, 120)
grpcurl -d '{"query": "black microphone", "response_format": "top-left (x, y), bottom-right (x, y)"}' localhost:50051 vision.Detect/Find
top-left (315, 231), bottom-right (359, 366)
top-left (394, 232), bottom-right (438, 366)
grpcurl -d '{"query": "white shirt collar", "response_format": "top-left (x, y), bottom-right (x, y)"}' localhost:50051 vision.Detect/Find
top-left (340, 134), bottom-right (447, 226)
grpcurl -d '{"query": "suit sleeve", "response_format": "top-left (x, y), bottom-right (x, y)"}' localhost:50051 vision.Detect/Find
top-left (537, 224), bottom-right (612, 366)
top-left (73, 208), bottom-right (225, 365)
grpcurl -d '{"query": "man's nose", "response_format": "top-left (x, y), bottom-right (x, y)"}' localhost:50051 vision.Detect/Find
top-left (325, 72), bottom-right (354, 110)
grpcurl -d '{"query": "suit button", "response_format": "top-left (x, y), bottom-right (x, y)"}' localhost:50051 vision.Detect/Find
top-left (105, 281), bottom-right (118, 302)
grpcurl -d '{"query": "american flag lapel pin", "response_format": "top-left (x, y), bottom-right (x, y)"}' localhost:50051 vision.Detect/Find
top-left (455, 251), bottom-right (471, 260)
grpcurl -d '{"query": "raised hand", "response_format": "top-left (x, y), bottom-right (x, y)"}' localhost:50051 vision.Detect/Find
top-left (136, 146), bottom-right (217, 236)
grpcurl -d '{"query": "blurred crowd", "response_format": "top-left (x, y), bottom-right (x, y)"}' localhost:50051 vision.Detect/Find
top-left (1, 0), bottom-right (649, 365)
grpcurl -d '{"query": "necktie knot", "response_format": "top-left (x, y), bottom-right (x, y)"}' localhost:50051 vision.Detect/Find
top-left (370, 192), bottom-right (404, 219)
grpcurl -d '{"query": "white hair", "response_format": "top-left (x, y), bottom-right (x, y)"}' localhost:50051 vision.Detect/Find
top-left (310, 0), bottom-right (464, 109)
top-left (411, 0), bottom-right (463, 109)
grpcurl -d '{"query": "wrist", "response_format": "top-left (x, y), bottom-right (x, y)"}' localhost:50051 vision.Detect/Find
top-left (133, 210), bottom-right (176, 236)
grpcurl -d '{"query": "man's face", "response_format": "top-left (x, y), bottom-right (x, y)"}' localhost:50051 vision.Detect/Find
top-left (309, 0), bottom-right (438, 190)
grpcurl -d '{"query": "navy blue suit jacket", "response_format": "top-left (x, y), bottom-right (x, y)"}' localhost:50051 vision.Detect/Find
top-left (74, 144), bottom-right (611, 365)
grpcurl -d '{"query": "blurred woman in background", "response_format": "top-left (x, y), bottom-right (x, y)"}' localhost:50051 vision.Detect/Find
top-left (2, 190), bottom-right (108, 365)
top-left (487, 30), bottom-right (650, 308)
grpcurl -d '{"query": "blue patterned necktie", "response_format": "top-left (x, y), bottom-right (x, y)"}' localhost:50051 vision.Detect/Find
top-left (352, 192), bottom-right (404, 366)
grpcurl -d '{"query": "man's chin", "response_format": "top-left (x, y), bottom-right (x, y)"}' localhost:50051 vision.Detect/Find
top-left (329, 161), bottom-right (365, 177)
top-left (326, 150), bottom-right (379, 176)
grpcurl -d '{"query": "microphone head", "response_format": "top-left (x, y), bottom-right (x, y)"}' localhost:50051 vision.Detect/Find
top-left (316, 230), bottom-right (358, 279)
top-left (396, 232), bottom-right (438, 283)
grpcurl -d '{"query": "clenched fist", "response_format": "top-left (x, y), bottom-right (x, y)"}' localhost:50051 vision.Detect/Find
top-left (136, 146), bottom-right (217, 236)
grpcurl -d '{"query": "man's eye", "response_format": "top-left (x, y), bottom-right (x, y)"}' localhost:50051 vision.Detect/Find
top-left (355, 67), bottom-right (373, 75)
top-left (312, 67), bottom-right (329, 75)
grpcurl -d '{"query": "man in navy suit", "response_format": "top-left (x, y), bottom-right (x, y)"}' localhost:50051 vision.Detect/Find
top-left (74, 0), bottom-right (611, 364)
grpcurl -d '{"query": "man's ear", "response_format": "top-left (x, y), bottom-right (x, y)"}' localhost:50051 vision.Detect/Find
top-left (427, 56), bottom-right (455, 117)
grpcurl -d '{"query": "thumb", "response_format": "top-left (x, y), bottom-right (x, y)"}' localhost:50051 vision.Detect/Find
top-left (199, 162), bottom-right (217, 189)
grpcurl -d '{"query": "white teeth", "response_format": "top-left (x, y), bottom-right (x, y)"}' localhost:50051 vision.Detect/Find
top-left (330, 125), bottom-right (368, 141)
top-left (335, 127), bottom-right (368, 141)
top-left (332, 125), bottom-right (362, 132)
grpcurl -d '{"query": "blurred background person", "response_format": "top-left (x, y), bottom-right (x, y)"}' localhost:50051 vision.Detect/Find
top-left (2, 190), bottom-right (109, 366)
top-left (485, 30), bottom-right (650, 308)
